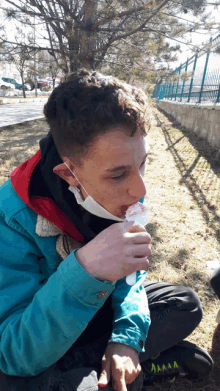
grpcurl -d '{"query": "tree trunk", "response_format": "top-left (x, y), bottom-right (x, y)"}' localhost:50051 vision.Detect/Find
top-left (68, 22), bottom-right (80, 73)
top-left (21, 70), bottom-right (26, 98)
top-left (80, 0), bottom-right (97, 70)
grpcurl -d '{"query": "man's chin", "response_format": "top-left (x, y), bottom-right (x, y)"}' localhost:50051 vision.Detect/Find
top-left (118, 205), bottom-right (130, 217)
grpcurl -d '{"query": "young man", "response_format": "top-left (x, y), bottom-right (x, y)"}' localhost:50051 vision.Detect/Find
top-left (0, 70), bottom-right (213, 391)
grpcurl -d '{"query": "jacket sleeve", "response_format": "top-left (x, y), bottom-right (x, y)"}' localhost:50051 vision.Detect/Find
top-left (108, 271), bottom-right (151, 353)
top-left (0, 212), bottom-right (115, 377)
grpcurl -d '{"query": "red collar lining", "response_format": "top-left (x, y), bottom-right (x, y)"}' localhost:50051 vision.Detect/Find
top-left (11, 150), bottom-right (84, 242)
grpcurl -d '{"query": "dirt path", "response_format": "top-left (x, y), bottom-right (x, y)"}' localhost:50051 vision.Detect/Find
top-left (0, 111), bottom-right (220, 390)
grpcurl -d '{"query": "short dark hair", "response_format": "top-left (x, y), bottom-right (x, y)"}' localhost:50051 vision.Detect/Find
top-left (44, 69), bottom-right (151, 165)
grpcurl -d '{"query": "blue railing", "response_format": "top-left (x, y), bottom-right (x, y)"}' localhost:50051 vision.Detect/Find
top-left (152, 34), bottom-right (220, 104)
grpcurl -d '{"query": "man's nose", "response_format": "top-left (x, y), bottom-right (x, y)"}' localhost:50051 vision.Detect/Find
top-left (128, 174), bottom-right (147, 199)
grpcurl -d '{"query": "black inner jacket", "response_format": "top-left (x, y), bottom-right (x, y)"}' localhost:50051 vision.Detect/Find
top-left (30, 132), bottom-right (116, 349)
top-left (29, 131), bottom-right (119, 244)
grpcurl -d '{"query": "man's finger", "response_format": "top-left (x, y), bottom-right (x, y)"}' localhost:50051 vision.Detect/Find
top-left (131, 232), bottom-right (151, 244)
top-left (98, 369), bottom-right (110, 387)
top-left (98, 357), bottom-right (111, 387)
top-left (111, 359), bottom-right (127, 391)
top-left (125, 364), bottom-right (142, 384)
top-left (135, 258), bottom-right (150, 271)
top-left (133, 243), bottom-right (151, 258)
top-left (114, 374), bottom-right (127, 391)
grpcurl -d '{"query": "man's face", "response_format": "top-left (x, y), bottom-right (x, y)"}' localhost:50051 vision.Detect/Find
top-left (65, 126), bottom-right (150, 218)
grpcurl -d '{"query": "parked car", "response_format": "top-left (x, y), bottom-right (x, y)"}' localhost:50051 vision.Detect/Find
top-left (0, 78), bottom-right (16, 90)
top-left (43, 78), bottom-right (60, 89)
top-left (38, 79), bottom-right (49, 90)
top-left (1, 77), bottom-right (28, 91)
top-left (25, 78), bottom-right (49, 91)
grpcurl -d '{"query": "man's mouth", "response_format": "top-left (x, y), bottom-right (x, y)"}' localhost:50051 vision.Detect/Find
top-left (120, 203), bottom-right (137, 216)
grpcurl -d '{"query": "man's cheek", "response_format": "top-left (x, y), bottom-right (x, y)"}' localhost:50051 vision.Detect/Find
top-left (94, 189), bottom-right (110, 205)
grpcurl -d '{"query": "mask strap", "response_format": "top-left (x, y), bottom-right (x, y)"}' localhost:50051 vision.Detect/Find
top-left (64, 162), bottom-right (89, 197)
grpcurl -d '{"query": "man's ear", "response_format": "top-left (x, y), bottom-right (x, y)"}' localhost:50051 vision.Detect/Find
top-left (53, 163), bottom-right (79, 187)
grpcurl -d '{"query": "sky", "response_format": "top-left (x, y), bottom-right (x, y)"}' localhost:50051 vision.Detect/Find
top-left (171, 4), bottom-right (220, 67)
top-left (1, 0), bottom-right (219, 70)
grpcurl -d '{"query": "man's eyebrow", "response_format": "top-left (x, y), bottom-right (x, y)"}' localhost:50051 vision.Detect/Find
top-left (105, 152), bottom-right (149, 173)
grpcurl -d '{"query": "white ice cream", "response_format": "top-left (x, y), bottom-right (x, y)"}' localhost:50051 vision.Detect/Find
top-left (125, 202), bottom-right (150, 286)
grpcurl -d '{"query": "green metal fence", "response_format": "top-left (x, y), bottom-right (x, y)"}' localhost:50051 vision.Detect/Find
top-left (152, 34), bottom-right (220, 103)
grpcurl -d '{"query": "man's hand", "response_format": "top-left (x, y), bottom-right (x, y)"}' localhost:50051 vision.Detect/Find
top-left (98, 343), bottom-right (141, 391)
top-left (75, 221), bottom-right (151, 282)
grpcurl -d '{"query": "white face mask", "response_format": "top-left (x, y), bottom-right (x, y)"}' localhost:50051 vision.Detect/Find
top-left (64, 163), bottom-right (124, 222)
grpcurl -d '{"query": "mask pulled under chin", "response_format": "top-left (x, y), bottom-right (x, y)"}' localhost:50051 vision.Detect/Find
top-left (68, 185), bottom-right (125, 222)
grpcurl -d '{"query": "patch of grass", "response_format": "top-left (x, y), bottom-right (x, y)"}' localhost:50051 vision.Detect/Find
top-left (0, 119), bottom-right (48, 185)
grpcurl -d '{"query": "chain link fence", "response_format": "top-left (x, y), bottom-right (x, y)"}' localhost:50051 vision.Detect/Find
top-left (152, 34), bottom-right (220, 103)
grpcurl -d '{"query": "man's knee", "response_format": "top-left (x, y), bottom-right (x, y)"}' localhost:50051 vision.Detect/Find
top-left (179, 285), bottom-right (203, 326)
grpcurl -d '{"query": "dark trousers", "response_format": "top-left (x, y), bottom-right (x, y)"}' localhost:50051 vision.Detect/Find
top-left (0, 281), bottom-right (203, 391)
top-left (210, 267), bottom-right (220, 299)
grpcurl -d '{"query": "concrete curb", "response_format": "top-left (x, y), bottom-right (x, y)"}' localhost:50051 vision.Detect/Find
top-left (0, 97), bottom-right (48, 105)
top-left (0, 116), bottom-right (45, 129)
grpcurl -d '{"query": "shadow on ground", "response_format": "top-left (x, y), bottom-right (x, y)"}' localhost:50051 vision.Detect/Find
top-left (154, 108), bottom-right (220, 247)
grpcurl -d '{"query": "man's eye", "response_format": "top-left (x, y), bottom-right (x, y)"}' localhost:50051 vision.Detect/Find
top-left (111, 172), bottom-right (127, 181)
top-left (109, 158), bottom-right (148, 181)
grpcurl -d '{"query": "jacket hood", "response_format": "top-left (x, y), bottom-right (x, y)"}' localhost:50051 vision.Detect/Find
top-left (11, 132), bottom-right (88, 242)
top-left (10, 131), bottom-right (117, 243)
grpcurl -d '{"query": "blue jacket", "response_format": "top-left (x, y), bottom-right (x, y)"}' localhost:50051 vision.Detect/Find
top-left (0, 147), bottom-right (151, 377)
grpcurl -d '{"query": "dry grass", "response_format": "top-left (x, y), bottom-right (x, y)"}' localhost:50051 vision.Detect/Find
top-left (0, 110), bottom-right (220, 390)
top-left (0, 119), bottom-right (48, 185)
top-left (144, 107), bottom-right (220, 391)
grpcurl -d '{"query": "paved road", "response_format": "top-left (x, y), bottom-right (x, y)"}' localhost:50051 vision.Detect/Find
top-left (0, 101), bottom-right (47, 128)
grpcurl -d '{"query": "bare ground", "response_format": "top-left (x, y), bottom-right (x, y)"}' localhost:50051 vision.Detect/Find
top-left (0, 109), bottom-right (220, 390)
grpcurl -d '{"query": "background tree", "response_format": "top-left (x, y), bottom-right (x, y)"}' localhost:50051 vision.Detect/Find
top-left (37, 51), bottom-right (60, 88)
top-left (100, 25), bottom-right (182, 89)
top-left (1, 27), bottom-right (34, 97)
top-left (0, 0), bottom-right (218, 85)
top-left (8, 47), bottom-right (32, 98)
top-left (25, 50), bottom-right (60, 90)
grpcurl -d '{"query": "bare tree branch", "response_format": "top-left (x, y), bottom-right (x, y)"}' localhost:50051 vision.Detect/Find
top-left (90, 0), bottom-right (171, 56)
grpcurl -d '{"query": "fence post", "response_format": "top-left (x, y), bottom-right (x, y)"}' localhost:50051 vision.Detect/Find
top-left (175, 65), bottom-right (182, 101)
top-left (163, 83), bottom-right (167, 99)
top-left (187, 54), bottom-right (198, 102)
top-left (165, 83), bottom-right (169, 99)
top-left (168, 83), bottom-right (172, 99)
top-left (166, 83), bottom-right (169, 99)
top-left (216, 84), bottom-right (220, 103)
top-left (180, 59), bottom-right (188, 102)
top-left (153, 85), bottom-right (159, 99)
top-left (152, 86), bottom-right (156, 98)
top-left (198, 38), bottom-right (212, 103)
top-left (171, 80), bottom-right (176, 100)
top-left (159, 85), bottom-right (165, 100)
